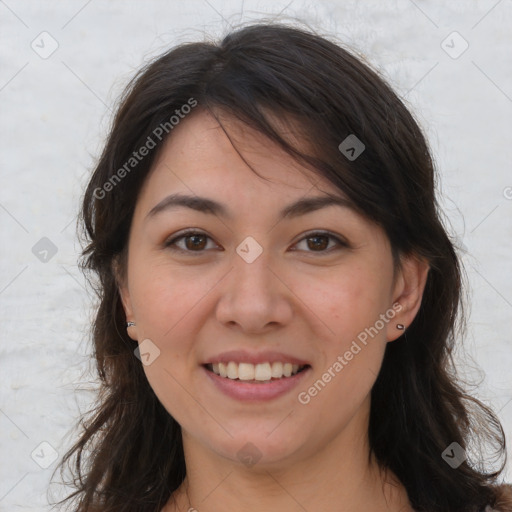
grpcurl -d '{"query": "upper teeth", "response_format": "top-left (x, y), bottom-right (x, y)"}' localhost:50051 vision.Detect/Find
top-left (210, 362), bottom-right (304, 381)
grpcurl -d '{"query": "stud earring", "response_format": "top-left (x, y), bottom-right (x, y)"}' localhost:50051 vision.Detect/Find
top-left (126, 321), bottom-right (136, 328)
top-left (396, 324), bottom-right (405, 330)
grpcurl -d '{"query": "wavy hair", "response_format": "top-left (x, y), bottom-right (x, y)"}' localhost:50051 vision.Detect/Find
top-left (52, 23), bottom-right (508, 512)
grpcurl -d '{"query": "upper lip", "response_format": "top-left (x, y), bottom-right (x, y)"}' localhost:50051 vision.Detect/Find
top-left (203, 350), bottom-right (311, 366)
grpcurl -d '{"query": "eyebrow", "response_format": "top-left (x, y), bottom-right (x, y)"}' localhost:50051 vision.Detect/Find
top-left (145, 192), bottom-right (354, 222)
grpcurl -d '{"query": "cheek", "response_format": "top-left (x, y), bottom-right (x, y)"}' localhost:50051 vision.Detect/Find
top-left (132, 272), bottom-right (208, 422)
top-left (294, 261), bottom-right (391, 403)
top-left (299, 263), bottom-right (390, 342)
top-left (128, 253), bottom-right (210, 340)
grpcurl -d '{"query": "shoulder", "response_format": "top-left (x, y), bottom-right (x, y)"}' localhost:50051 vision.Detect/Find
top-left (490, 483), bottom-right (512, 512)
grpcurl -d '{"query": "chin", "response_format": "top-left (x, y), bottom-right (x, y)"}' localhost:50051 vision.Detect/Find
top-left (202, 428), bottom-right (308, 468)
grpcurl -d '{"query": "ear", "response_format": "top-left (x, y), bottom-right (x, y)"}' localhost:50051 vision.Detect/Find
top-left (112, 257), bottom-right (138, 341)
top-left (386, 253), bottom-right (430, 342)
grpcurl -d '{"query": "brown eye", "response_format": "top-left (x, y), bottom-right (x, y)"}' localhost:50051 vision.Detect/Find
top-left (165, 230), bottom-right (347, 255)
top-left (306, 235), bottom-right (329, 251)
top-left (293, 231), bottom-right (347, 253)
top-left (164, 230), bottom-right (219, 253)
top-left (184, 234), bottom-right (207, 250)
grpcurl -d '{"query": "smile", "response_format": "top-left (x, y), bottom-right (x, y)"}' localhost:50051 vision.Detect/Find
top-left (203, 362), bottom-right (312, 402)
top-left (205, 361), bottom-right (309, 382)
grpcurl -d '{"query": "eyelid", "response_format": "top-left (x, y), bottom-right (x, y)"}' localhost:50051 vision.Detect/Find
top-left (164, 228), bottom-right (221, 253)
top-left (290, 229), bottom-right (349, 251)
top-left (164, 229), bottom-right (349, 253)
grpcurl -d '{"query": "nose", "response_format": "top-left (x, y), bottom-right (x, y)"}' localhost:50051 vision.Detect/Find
top-left (215, 245), bottom-right (294, 334)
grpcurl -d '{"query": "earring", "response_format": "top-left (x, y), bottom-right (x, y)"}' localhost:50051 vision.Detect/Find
top-left (126, 321), bottom-right (136, 328)
top-left (396, 324), bottom-right (405, 330)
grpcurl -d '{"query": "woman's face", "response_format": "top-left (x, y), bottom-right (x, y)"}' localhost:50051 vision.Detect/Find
top-left (118, 109), bottom-right (427, 468)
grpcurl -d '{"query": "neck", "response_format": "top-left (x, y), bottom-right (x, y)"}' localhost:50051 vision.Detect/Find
top-left (166, 399), bottom-right (412, 512)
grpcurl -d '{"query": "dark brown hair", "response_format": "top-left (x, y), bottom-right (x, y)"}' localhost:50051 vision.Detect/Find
top-left (52, 23), bottom-right (508, 512)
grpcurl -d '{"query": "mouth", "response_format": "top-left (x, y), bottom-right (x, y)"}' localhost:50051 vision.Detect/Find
top-left (202, 350), bottom-right (312, 401)
top-left (203, 361), bottom-right (311, 383)
top-left (202, 361), bottom-right (312, 401)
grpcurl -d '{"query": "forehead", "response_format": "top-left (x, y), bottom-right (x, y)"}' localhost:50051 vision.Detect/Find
top-left (137, 109), bottom-right (339, 206)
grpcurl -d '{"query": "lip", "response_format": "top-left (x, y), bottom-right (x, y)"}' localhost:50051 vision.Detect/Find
top-left (203, 349), bottom-right (311, 366)
top-left (202, 364), bottom-right (311, 402)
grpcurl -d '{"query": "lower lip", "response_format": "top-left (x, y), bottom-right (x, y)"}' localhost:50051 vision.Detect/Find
top-left (202, 365), bottom-right (311, 402)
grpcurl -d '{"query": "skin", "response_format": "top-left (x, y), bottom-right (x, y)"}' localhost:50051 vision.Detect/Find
top-left (116, 109), bottom-right (430, 512)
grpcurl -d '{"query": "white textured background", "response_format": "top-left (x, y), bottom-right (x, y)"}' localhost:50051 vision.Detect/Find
top-left (0, 1), bottom-right (511, 510)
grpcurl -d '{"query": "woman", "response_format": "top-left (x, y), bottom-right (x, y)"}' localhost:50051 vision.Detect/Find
top-left (53, 23), bottom-right (511, 512)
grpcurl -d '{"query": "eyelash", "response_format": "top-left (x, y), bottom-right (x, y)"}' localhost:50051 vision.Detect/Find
top-left (163, 229), bottom-right (348, 255)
